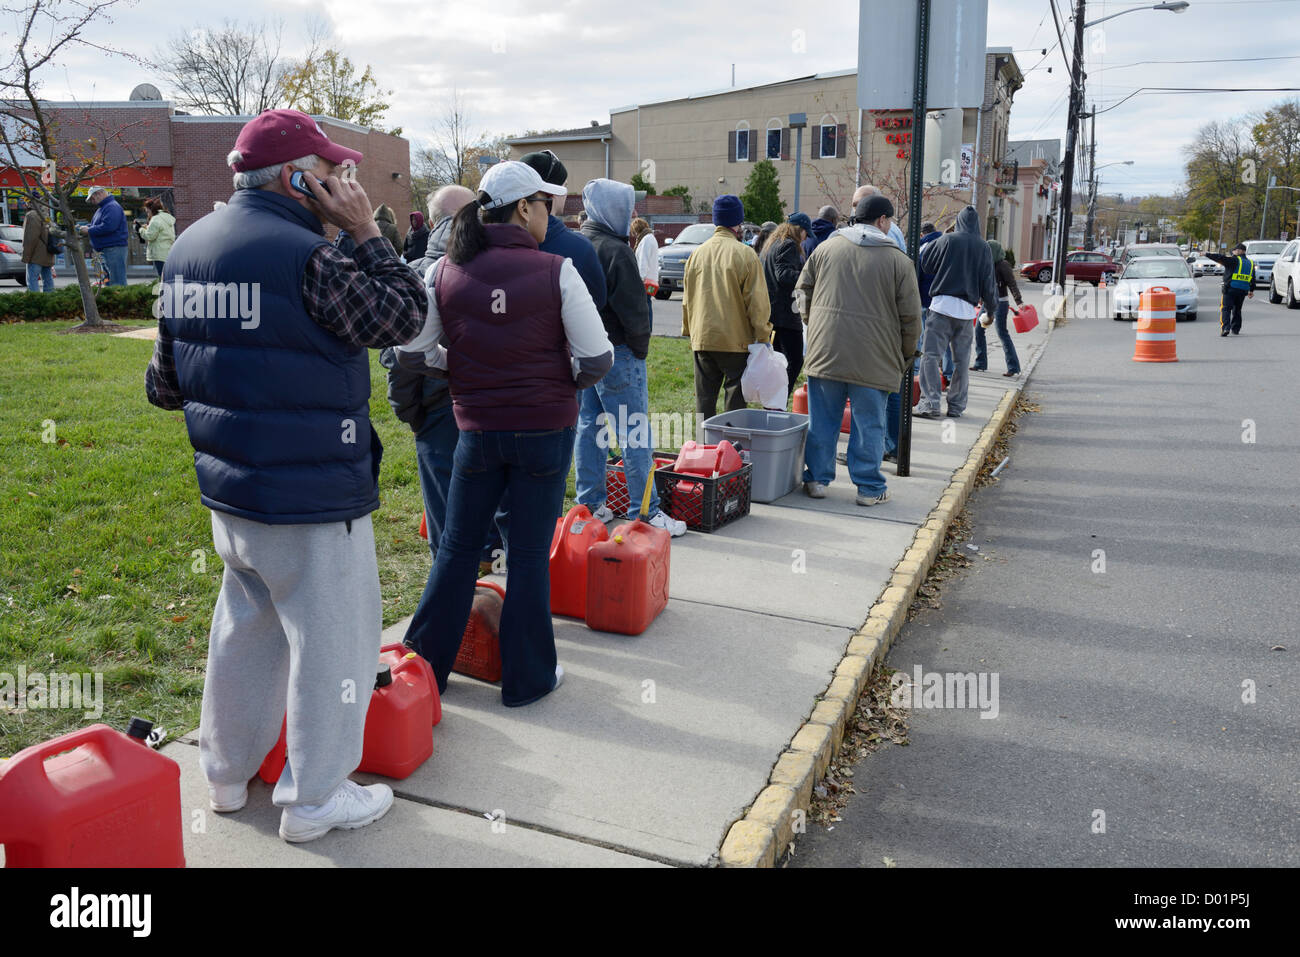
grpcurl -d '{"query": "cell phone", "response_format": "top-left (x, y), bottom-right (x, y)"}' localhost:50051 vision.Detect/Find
top-left (289, 170), bottom-right (330, 198)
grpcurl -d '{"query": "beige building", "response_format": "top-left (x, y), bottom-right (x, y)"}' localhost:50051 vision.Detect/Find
top-left (1001, 139), bottom-right (1061, 266)
top-left (507, 51), bottom-right (1024, 242)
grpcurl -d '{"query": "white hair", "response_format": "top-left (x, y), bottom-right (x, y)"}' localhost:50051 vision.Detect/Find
top-left (227, 152), bottom-right (321, 191)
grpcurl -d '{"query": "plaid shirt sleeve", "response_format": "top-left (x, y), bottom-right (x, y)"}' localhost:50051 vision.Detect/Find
top-left (145, 316), bottom-right (183, 410)
top-left (301, 236), bottom-right (427, 348)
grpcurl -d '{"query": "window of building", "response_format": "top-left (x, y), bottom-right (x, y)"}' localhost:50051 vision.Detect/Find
top-left (814, 114), bottom-right (843, 160)
top-left (736, 122), bottom-right (750, 162)
top-left (767, 120), bottom-right (783, 160)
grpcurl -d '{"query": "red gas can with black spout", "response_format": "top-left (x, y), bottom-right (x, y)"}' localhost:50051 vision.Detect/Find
top-left (0, 723), bottom-right (185, 867)
top-left (549, 504), bottom-right (611, 619)
top-left (585, 518), bottom-right (671, 635)
top-left (357, 645), bottom-right (439, 779)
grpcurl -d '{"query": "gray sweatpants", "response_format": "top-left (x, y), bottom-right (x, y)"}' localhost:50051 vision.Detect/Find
top-left (918, 310), bottom-right (974, 416)
top-left (198, 511), bottom-right (383, 807)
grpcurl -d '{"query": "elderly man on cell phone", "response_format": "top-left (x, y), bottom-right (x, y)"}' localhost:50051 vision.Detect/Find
top-left (144, 109), bottom-right (427, 844)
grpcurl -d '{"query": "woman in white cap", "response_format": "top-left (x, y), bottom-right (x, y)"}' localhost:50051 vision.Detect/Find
top-left (398, 161), bottom-right (613, 707)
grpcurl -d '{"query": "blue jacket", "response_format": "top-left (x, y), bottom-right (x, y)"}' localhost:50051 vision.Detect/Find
top-left (917, 229), bottom-right (943, 306)
top-left (542, 215), bottom-right (607, 310)
top-left (87, 195), bottom-right (128, 250)
top-left (801, 218), bottom-right (837, 259)
top-left (164, 189), bottom-right (381, 525)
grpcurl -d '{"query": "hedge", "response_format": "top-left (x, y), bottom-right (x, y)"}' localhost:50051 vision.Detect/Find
top-left (0, 283), bottom-right (157, 323)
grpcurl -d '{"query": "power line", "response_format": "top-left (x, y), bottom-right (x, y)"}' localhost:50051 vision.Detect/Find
top-left (1089, 87), bottom-right (1300, 116)
top-left (1101, 54), bottom-right (1300, 70)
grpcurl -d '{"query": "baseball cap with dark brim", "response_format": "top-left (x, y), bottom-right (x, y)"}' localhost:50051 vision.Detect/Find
top-left (229, 109), bottom-right (364, 172)
top-left (479, 161), bottom-right (567, 210)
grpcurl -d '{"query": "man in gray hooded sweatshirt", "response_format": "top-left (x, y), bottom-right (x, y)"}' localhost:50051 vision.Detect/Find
top-left (796, 194), bottom-right (921, 506)
top-left (915, 205), bottom-right (998, 418)
top-left (576, 179), bottom-right (686, 536)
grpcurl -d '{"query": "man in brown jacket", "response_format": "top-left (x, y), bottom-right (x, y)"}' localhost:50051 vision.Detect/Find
top-left (681, 195), bottom-right (772, 417)
top-left (21, 198), bottom-right (61, 292)
top-left (795, 194), bottom-right (921, 506)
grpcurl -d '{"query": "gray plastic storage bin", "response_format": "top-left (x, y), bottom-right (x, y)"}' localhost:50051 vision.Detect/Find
top-left (702, 409), bottom-right (809, 503)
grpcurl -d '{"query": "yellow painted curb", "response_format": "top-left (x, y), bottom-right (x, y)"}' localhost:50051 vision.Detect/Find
top-left (716, 380), bottom-right (1028, 867)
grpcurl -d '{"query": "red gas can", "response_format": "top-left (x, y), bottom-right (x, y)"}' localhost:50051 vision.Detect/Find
top-left (792, 384), bottom-right (850, 433)
top-left (0, 724), bottom-right (185, 867)
top-left (911, 372), bottom-right (949, 407)
top-left (358, 645), bottom-right (439, 779)
top-left (549, 505), bottom-right (611, 619)
top-left (585, 519), bottom-right (671, 635)
top-left (453, 580), bottom-right (504, 682)
top-left (258, 716), bottom-right (287, 785)
top-left (674, 440), bottom-right (744, 477)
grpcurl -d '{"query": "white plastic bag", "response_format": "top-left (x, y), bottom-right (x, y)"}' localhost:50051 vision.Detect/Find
top-left (741, 343), bottom-right (789, 410)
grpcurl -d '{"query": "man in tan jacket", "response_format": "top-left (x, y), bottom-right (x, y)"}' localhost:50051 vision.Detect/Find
top-left (21, 197), bottom-right (61, 292)
top-left (796, 194), bottom-right (921, 506)
top-left (681, 195), bottom-right (771, 417)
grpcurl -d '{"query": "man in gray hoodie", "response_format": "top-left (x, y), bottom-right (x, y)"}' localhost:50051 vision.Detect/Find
top-left (576, 179), bottom-right (685, 536)
top-left (915, 206), bottom-right (998, 418)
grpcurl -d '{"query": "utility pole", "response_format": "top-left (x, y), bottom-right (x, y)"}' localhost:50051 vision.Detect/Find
top-left (1218, 199), bottom-right (1227, 250)
top-left (1051, 0), bottom-right (1087, 296)
top-left (1084, 105), bottom-right (1097, 249)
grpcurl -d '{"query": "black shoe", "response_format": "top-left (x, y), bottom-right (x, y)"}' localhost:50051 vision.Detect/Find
top-left (1232, 330), bottom-right (1240, 335)
top-left (883, 451), bottom-right (897, 463)
top-left (914, 409), bottom-right (942, 420)
top-left (1221, 330), bottom-right (1229, 337)
top-left (969, 365), bottom-right (986, 372)
top-left (945, 410), bottom-right (963, 418)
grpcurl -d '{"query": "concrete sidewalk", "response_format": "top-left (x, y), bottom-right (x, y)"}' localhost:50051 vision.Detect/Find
top-left (168, 317), bottom-right (1050, 867)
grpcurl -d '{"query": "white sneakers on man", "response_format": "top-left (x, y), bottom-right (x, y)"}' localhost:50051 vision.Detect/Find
top-left (208, 781), bottom-right (249, 813)
top-left (647, 511), bottom-right (687, 537)
top-left (279, 779), bottom-right (394, 844)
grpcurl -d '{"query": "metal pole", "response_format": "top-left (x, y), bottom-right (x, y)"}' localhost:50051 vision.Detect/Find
top-left (1260, 184), bottom-right (1271, 241)
top-left (1052, 0), bottom-right (1087, 298)
top-left (897, 0), bottom-right (930, 480)
top-left (793, 128), bottom-right (803, 213)
top-left (1218, 199), bottom-right (1226, 250)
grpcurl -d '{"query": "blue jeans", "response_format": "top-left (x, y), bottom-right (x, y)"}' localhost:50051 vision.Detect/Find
top-left (100, 244), bottom-right (127, 286)
top-left (409, 426), bottom-right (572, 707)
top-left (26, 262), bottom-right (54, 292)
top-left (802, 377), bottom-right (889, 497)
top-left (973, 300), bottom-right (1021, 374)
top-left (575, 344), bottom-right (661, 518)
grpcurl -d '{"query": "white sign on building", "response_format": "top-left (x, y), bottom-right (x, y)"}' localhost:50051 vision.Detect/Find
top-left (857, 0), bottom-right (990, 110)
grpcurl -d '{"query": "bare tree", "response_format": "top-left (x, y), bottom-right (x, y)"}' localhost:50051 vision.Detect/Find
top-left (156, 18), bottom-right (288, 116)
top-left (1, 0), bottom-right (154, 330)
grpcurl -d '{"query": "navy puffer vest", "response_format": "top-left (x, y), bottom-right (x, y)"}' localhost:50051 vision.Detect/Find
top-left (164, 189), bottom-right (381, 525)
top-left (435, 224), bottom-right (575, 431)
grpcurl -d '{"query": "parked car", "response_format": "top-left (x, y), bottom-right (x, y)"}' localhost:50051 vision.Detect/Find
top-left (1266, 238), bottom-right (1300, 309)
top-left (0, 225), bottom-right (27, 284)
top-left (1190, 256), bottom-right (1222, 277)
top-left (1243, 240), bottom-right (1287, 290)
top-left (656, 222), bottom-right (717, 299)
top-left (1019, 250), bottom-right (1119, 285)
top-left (1116, 243), bottom-right (1182, 269)
top-left (1112, 256), bottom-right (1198, 321)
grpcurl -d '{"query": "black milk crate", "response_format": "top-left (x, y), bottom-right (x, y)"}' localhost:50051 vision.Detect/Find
top-left (654, 462), bottom-right (752, 533)
top-left (604, 451), bottom-right (679, 517)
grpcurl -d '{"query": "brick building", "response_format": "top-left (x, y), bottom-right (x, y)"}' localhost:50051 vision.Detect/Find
top-left (0, 101), bottom-right (410, 265)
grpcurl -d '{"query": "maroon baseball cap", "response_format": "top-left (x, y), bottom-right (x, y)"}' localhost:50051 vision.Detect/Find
top-left (228, 109), bottom-right (364, 172)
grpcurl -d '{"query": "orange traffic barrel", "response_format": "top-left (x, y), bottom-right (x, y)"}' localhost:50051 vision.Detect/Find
top-left (1133, 285), bottom-right (1178, 362)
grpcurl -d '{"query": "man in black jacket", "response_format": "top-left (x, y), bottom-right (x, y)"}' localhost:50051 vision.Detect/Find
top-left (915, 206), bottom-right (998, 418)
top-left (1206, 242), bottom-right (1255, 336)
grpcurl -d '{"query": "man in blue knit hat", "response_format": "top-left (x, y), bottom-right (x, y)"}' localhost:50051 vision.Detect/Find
top-left (681, 194), bottom-right (772, 416)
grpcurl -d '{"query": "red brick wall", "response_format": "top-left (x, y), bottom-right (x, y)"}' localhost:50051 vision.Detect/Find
top-left (170, 118), bottom-right (411, 237)
top-left (42, 104), bottom-right (173, 169)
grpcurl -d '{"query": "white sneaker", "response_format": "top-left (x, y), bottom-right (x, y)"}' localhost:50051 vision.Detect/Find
top-left (553, 664), bottom-right (564, 691)
top-left (804, 481), bottom-right (828, 499)
top-left (279, 779), bottom-right (394, 844)
top-left (835, 450), bottom-right (848, 465)
top-left (856, 490), bottom-right (891, 507)
top-left (646, 511), bottom-right (687, 537)
top-left (209, 781), bottom-right (248, 813)
top-left (591, 505), bottom-right (614, 523)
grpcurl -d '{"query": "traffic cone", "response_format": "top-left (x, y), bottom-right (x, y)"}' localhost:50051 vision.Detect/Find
top-left (1133, 286), bottom-right (1177, 362)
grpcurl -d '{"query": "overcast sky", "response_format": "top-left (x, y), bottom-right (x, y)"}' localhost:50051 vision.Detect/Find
top-left (8, 0), bottom-right (1298, 197)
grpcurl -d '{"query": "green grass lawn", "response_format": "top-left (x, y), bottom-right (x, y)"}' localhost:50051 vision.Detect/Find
top-left (0, 322), bottom-right (698, 754)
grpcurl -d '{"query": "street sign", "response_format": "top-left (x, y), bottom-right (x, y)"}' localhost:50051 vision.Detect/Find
top-left (857, 0), bottom-right (989, 109)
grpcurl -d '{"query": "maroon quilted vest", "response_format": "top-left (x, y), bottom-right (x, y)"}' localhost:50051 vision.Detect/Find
top-left (435, 224), bottom-right (575, 431)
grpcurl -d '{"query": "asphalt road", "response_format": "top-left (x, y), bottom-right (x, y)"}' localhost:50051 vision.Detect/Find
top-left (791, 275), bottom-right (1300, 867)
